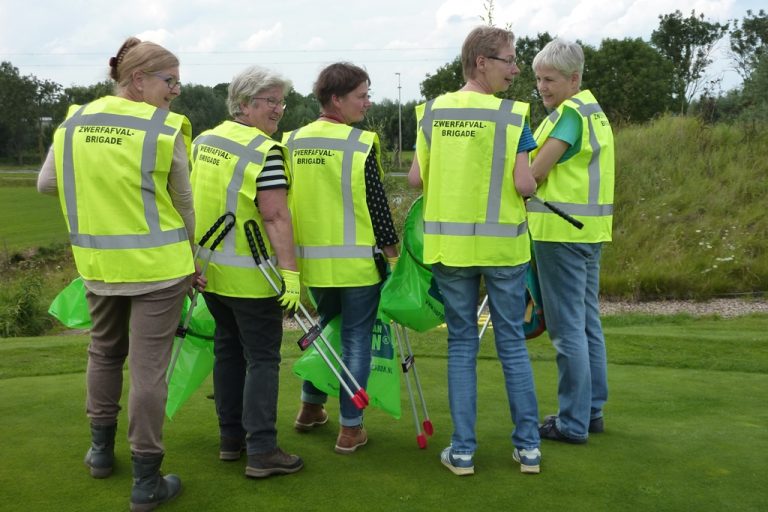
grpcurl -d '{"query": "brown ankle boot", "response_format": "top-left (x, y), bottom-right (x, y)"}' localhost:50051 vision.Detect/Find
top-left (294, 402), bottom-right (329, 431)
top-left (334, 425), bottom-right (367, 454)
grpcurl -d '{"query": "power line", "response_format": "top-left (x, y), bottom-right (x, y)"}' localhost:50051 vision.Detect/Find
top-left (13, 57), bottom-right (456, 68)
top-left (1, 47), bottom-right (457, 57)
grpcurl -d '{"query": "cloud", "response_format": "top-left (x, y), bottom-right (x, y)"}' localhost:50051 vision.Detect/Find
top-left (302, 37), bottom-right (326, 51)
top-left (240, 22), bottom-right (284, 50)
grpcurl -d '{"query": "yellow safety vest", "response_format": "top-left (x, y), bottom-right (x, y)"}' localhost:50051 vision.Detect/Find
top-left (52, 95), bottom-right (193, 282)
top-left (415, 91), bottom-right (531, 267)
top-left (283, 120), bottom-right (381, 287)
top-left (527, 90), bottom-right (615, 242)
top-left (191, 121), bottom-right (288, 298)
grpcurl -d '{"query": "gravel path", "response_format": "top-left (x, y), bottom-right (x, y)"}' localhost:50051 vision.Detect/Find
top-left (599, 298), bottom-right (768, 317)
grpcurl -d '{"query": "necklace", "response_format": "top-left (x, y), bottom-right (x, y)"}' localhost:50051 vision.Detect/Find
top-left (319, 112), bottom-right (346, 124)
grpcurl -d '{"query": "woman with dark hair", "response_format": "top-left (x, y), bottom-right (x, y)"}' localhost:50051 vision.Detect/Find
top-left (38, 36), bottom-right (203, 511)
top-left (284, 62), bottom-right (399, 454)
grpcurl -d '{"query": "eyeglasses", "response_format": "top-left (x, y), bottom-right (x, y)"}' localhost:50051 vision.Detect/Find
top-left (252, 97), bottom-right (287, 109)
top-left (487, 55), bottom-right (519, 66)
top-left (145, 71), bottom-right (182, 90)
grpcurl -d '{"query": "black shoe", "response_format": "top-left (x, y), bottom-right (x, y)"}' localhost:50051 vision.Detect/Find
top-left (219, 436), bottom-right (246, 461)
top-left (245, 448), bottom-right (304, 478)
top-left (588, 416), bottom-right (604, 434)
top-left (539, 416), bottom-right (587, 444)
top-left (543, 414), bottom-right (604, 434)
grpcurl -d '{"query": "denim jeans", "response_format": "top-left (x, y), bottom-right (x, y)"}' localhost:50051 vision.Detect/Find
top-left (432, 263), bottom-right (540, 455)
top-left (204, 292), bottom-right (283, 455)
top-left (301, 284), bottom-right (381, 427)
top-left (533, 241), bottom-right (608, 440)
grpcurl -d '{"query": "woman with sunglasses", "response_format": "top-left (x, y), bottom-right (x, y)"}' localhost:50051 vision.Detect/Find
top-left (38, 36), bottom-right (203, 511)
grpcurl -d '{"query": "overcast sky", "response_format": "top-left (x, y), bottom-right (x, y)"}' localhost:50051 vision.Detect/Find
top-left (0, 0), bottom-right (762, 103)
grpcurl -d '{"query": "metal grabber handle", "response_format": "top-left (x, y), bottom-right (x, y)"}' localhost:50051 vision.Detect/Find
top-left (243, 219), bottom-right (369, 410)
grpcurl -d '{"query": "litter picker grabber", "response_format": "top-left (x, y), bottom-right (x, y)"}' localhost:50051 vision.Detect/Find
top-left (527, 195), bottom-right (584, 230)
top-left (392, 322), bottom-right (433, 448)
top-left (243, 219), bottom-right (369, 410)
top-left (166, 212), bottom-right (236, 384)
top-left (477, 295), bottom-right (492, 341)
top-left (478, 195), bottom-right (582, 340)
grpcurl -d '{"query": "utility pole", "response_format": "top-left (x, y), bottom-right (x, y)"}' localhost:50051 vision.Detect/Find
top-left (396, 72), bottom-right (402, 168)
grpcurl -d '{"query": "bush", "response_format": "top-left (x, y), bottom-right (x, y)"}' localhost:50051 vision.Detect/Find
top-left (0, 270), bottom-right (52, 337)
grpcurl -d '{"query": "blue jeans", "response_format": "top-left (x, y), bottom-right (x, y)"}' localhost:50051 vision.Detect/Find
top-left (432, 263), bottom-right (540, 455)
top-left (533, 241), bottom-right (608, 440)
top-left (301, 284), bottom-right (380, 427)
top-left (204, 292), bottom-right (283, 455)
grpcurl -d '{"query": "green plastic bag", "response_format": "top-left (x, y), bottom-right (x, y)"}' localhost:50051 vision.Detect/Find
top-left (48, 277), bottom-right (92, 329)
top-left (380, 196), bottom-right (445, 332)
top-left (292, 311), bottom-right (401, 419)
top-left (47, 278), bottom-right (216, 419)
top-left (166, 294), bottom-right (216, 419)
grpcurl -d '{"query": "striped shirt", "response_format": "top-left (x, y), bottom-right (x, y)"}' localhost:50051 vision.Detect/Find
top-left (257, 146), bottom-right (288, 191)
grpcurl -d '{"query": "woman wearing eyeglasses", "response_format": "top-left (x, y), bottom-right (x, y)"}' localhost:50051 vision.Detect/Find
top-left (407, 26), bottom-right (541, 476)
top-left (190, 65), bottom-right (303, 478)
top-left (284, 62), bottom-right (399, 454)
top-left (38, 36), bottom-right (202, 511)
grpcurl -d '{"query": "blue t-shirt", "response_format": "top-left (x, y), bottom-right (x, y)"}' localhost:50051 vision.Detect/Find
top-left (517, 122), bottom-right (537, 153)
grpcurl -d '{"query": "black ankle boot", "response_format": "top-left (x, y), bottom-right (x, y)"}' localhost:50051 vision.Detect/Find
top-left (129, 454), bottom-right (182, 512)
top-left (84, 423), bottom-right (116, 478)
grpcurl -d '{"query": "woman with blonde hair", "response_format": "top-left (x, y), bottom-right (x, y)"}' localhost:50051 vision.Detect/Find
top-left (38, 36), bottom-right (202, 511)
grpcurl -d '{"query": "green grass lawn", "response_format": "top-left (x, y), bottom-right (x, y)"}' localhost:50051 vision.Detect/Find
top-left (1, 315), bottom-right (767, 511)
top-left (0, 186), bottom-right (69, 252)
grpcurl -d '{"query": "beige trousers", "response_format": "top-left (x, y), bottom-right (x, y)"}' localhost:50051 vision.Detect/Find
top-left (85, 277), bottom-right (191, 456)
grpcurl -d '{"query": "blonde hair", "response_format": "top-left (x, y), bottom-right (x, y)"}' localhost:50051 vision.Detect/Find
top-left (108, 37), bottom-right (179, 92)
top-left (532, 38), bottom-right (584, 86)
top-left (461, 26), bottom-right (515, 81)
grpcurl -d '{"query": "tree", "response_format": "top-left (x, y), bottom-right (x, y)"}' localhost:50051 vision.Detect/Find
top-left (729, 9), bottom-right (768, 80)
top-left (277, 89), bottom-right (319, 137)
top-left (651, 10), bottom-right (728, 114)
top-left (170, 84), bottom-right (228, 138)
top-left (34, 79), bottom-right (62, 161)
top-left (585, 38), bottom-right (675, 123)
top-left (740, 52), bottom-right (768, 123)
top-left (420, 57), bottom-right (463, 100)
top-left (505, 32), bottom-right (553, 126)
top-left (0, 62), bottom-right (44, 164)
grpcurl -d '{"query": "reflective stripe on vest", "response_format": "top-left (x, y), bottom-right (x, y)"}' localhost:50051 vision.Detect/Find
top-left (59, 106), bottom-right (186, 249)
top-left (527, 97), bottom-right (612, 218)
top-left (421, 99), bottom-right (527, 238)
top-left (285, 128), bottom-right (374, 259)
top-left (193, 132), bottom-right (267, 263)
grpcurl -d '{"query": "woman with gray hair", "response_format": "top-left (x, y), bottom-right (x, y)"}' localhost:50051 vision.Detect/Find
top-left (190, 65), bottom-right (303, 478)
top-left (528, 39), bottom-right (615, 444)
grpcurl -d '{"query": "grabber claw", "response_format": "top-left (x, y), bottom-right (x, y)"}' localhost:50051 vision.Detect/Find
top-left (393, 322), bottom-right (433, 448)
top-left (243, 219), bottom-right (368, 410)
top-left (167, 212), bottom-right (236, 384)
